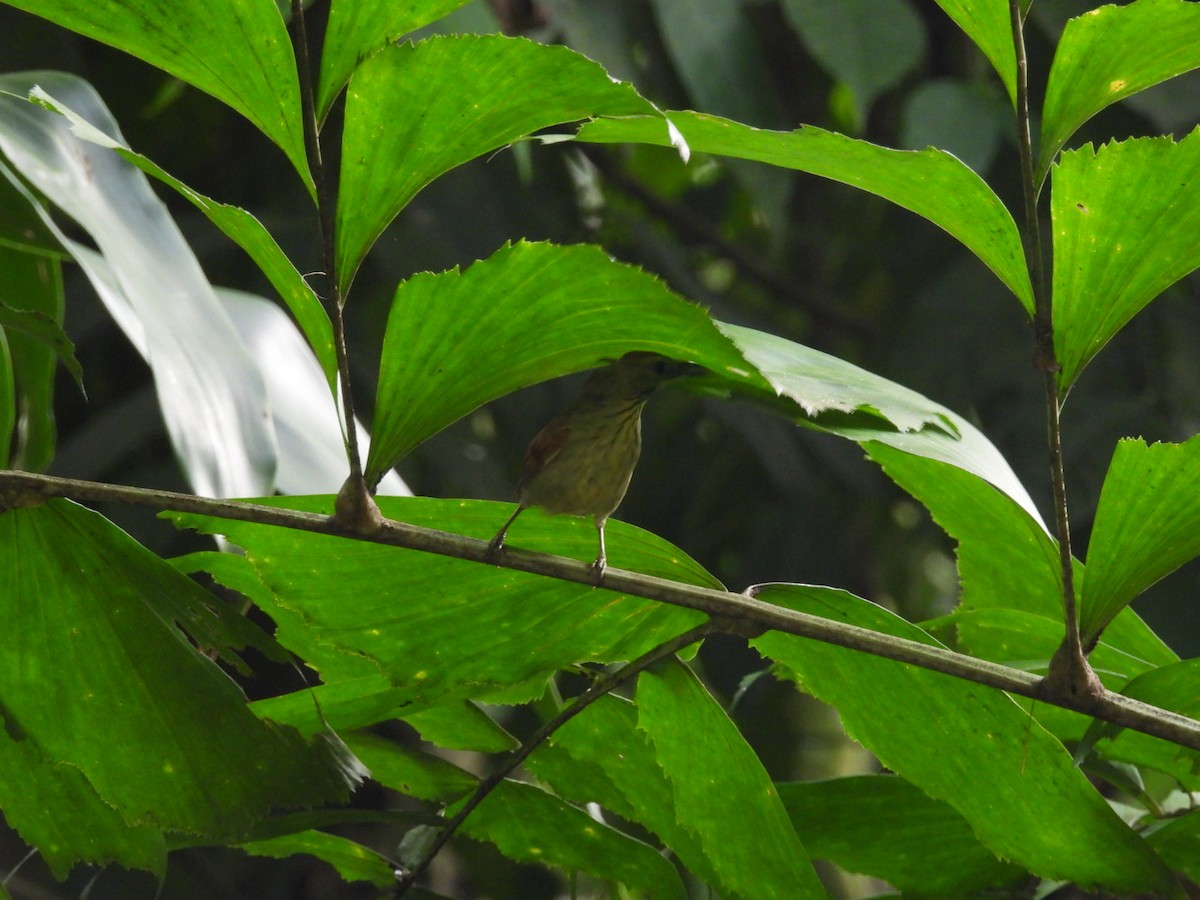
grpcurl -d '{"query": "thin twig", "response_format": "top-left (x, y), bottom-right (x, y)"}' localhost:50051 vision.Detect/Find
top-left (394, 619), bottom-right (720, 895)
top-left (1008, 1), bottom-right (1092, 694)
top-left (290, 0), bottom-right (369, 497)
top-left (2, 469), bottom-right (1198, 749)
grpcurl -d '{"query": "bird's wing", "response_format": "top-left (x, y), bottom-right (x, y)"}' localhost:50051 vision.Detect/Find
top-left (516, 420), bottom-right (570, 491)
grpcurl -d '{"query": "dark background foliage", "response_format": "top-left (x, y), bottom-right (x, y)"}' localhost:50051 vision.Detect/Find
top-left (2, 0), bottom-right (1199, 896)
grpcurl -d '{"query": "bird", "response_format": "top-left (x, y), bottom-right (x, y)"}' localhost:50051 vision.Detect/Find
top-left (487, 351), bottom-right (700, 580)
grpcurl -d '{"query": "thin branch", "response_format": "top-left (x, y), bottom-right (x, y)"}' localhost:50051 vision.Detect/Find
top-left (290, 0), bottom-right (371, 508)
top-left (2, 469), bottom-right (1198, 750)
top-left (1008, 1), bottom-right (1093, 695)
top-left (394, 619), bottom-right (721, 896)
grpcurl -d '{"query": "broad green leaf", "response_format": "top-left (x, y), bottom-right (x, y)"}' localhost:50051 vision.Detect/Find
top-left (782, 0), bottom-right (926, 131)
top-left (1081, 437), bottom-right (1200, 645)
top-left (0, 73), bottom-right (276, 498)
top-left (345, 732), bottom-right (477, 803)
top-left (869, 442), bottom-right (1178, 668)
top-left (171, 495), bottom-right (712, 715)
top-left (0, 500), bottom-right (355, 874)
top-left (316, 0), bottom-right (472, 121)
top-left (2, 0), bottom-right (312, 191)
top-left (0, 726), bottom-right (167, 878)
top-left (751, 584), bottom-right (1179, 895)
top-left (528, 694), bottom-right (724, 891)
top-left (1052, 133), bottom-right (1200, 391)
top-left (576, 111), bottom-right (1035, 313)
top-left (0, 164), bottom-right (64, 255)
top-left (363, 240), bottom-right (753, 485)
top-left (778, 776), bottom-right (1024, 895)
top-left (458, 780), bottom-right (687, 899)
top-left (636, 659), bottom-right (825, 899)
top-left (240, 830), bottom-right (395, 889)
top-left (930, 0), bottom-right (1017, 105)
top-left (364, 240), bottom-right (1037, 521)
top-left (26, 84), bottom-right (336, 388)
top-left (1039, 0), bottom-right (1200, 184)
top-left (336, 35), bottom-right (658, 293)
top-left (0, 246), bottom-right (64, 470)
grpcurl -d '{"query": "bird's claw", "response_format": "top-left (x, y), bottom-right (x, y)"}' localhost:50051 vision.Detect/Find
top-left (486, 535), bottom-right (506, 564)
top-left (589, 556), bottom-right (607, 586)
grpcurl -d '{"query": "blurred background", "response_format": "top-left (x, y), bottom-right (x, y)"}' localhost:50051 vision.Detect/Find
top-left (2, 0), bottom-right (1199, 896)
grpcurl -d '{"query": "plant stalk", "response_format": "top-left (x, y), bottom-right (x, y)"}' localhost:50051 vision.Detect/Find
top-left (290, 0), bottom-right (373, 516)
top-left (1008, 0), bottom-right (1092, 693)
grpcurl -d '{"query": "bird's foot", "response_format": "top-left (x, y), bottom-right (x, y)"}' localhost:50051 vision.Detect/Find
top-left (589, 555), bottom-right (607, 586)
top-left (486, 534), bottom-right (506, 564)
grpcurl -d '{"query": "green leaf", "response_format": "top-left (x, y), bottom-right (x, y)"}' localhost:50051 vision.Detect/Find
top-left (528, 694), bottom-right (724, 891)
top-left (0, 725), bottom-right (167, 878)
top-left (1039, 0), bottom-right (1200, 183)
top-left (363, 240), bottom-right (752, 485)
top-left (336, 34), bottom-right (658, 292)
top-left (344, 732), bottom-right (477, 804)
top-left (751, 584), bottom-right (1179, 895)
top-left (778, 776), bottom-right (1024, 895)
top-left (26, 84), bottom-right (336, 389)
top-left (316, 0), bottom-right (473, 120)
top-left (576, 110), bottom-right (1035, 313)
top-left (636, 658), bottom-right (825, 899)
top-left (0, 329), bottom-right (11, 468)
top-left (0, 245), bottom-right (65, 470)
top-left (929, 0), bottom-right (1016, 105)
top-left (1081, 437), bottom-right (1200, 646)
top-left (401, 701), bottom-right (518, 753)
top-left (2, 0), bottom-right (312, 191)
top-left (170, 496), bottom-right (712, 714)
top-left (1052, 132), bottom-right (1200, 391)
top-left (0, 294), bottom-right (82, 394)
top-left (1147, 810), bottom-right (1200, 882)
top-left (240, 830), bottom-right (395, 889)
top-left (869, 442), bottom-right (1177, 668)
top-left (0, 500), bottom-right (355, 874)
top-left (782, 0), bottom-right (926, 131)
top-left (458, 780), bottom-right (687, 899)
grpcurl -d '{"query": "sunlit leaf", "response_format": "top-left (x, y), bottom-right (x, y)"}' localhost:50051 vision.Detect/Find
top-left (576, 110), bottom-right (1034, 313)
top-left (1080, 437), bottom-right (1200, 647)
top-left (1039, 0), bottom-right (1200, 183)
top-left (1052, 133), bottom-right (1200, 391)
top-left (316, 0), bottom-right (472, 120)
top-left (930, 0), bottom-right (1016, 105)
top-left (1, 0), bottom-right (312, 190)
top-left (636, 658), bottom-right (825, 898)
top-left (751, 584), bottom-right (1178, 895)
top-left (336, 34), bottom-right (658, 292)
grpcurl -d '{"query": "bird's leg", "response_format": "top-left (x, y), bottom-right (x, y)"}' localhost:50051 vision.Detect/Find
top-left (488, 504), bottom-right (526, 560)
top-left (590, 517), bottom-right (608, 585)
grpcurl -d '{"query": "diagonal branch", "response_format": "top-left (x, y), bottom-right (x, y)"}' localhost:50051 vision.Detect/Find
top-left (1, 468), bottom-right (1197, 750)
top-left (394, 619), bottom-right (721, 896)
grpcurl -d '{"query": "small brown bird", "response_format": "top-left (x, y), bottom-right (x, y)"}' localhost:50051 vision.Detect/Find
top-left (488, 351), bottom-right (698, 578)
